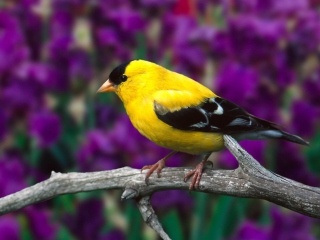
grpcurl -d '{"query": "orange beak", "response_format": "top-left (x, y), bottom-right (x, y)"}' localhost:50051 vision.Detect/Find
top-left (97, 79), bottom-right (116, 93)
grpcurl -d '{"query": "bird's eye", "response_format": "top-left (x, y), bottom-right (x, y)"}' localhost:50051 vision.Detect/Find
top-left (120, 75), bottom-right (128, 82)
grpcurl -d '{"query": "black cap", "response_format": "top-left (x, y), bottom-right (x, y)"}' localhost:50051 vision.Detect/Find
top-left (109, 60), bottom-right (133, 85)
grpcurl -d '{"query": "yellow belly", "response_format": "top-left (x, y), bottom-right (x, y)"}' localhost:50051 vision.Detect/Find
top-left (125, 101), bottom-right (225, 155)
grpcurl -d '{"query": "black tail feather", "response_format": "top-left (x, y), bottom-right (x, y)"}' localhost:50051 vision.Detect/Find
top-left (252, 115), bottom-right (310, 146)
top-left (280, 131), bottom-right (310, 146)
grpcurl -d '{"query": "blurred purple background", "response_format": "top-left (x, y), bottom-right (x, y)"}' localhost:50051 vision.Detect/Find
top-left (0, 0), bottom-right (320, 239)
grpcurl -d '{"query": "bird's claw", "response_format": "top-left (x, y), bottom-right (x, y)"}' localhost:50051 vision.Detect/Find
top-left (141, 158), bottom-right (166, 185)
top-left (184, 160), bottom-right (208, 190)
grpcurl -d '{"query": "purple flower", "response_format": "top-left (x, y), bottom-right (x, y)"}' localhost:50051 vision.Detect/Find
top-left (189, 25), bottom-right (217, 46)
top-left (52, 0), bottom-right (89, 11)
top-left (0, 151), bottom-right (29, 198)
top-left (0, 10), bottom-right (30, 75)
top-left (49, 10), bottom-right (74, 39)
top-left (215, 61), bottom-right (259, 105)
top-left (227, 15), bottom-right (285, 63)
top-left (172, 24), bottom-right (214, 74)
top-left (275, 142), bottom-right (319, 187)
top-left (303, 70), bottom-right (320, 106)
top-left (17, 62), bottom-right (66, 93)
top-left (288, 11), bottom-right (320, 61)
top-left (268, 0), bottom-right (309, 15)
top-left (46, 37), bottom-right (72, 91)
top-left (196, 0), bottom-right (216, 15)
top-left (219, 140), bottom-right (266, 168)
top-left (218, 149), bottom-right (238, 169)
top-left (78, 114), bottom-right (186, 172)
top-left (24, 206), bottom-right (57, 240)
top-left (8, 5), bottom-right (43, 60)
top-left (232, 0), bottom-right (309, 16)
top-left (14, 0), bottom-right (39, 8)
top-left (94, 105), bottom-right (118, 129)
top-left (29, 110), bottom-right (61, 147)
top-left (13, 62), bottom-right (62, 89)
top-left (95, 27), bottom-right (119, 47)
top-left (230, 221), bottom-right (270, 240)
top-left (107, 8), bottom-right (146, 36)
top-left (77, 130), bottom-right (120, 172)
top-left (47, 31), bottom-right (93, 92)
top-left (231, 206), bottom-right (318, 240)
top-left (0, 215), bottom-right (21, 240)
top-left (152, 190), bottom-right (193, 210)
top-left (0, 109), bottom-right (7, 141)
top-left (231, 0), bottom-right (262, 13)
top-left (94, 31), bottom-right (130, 62)
top-left (47, 36), bottom-right (73, 63)
top-left (69, 49), bottom-right (93, 82)
top-left (269, 53), bottom-right (296, 89)
top-left (158, 13), bottom-right (177, 49)
top-left (211, 31), bottom-right (232, 59)
top-left (170, 16), bottom-right (197, 45)
top-left (270, 207), bottom-right (316, 240)
top-left (107, 115), bottom-right (151, 154)
top-left (99, 7), bottom-right (147, 47)
top-left (174, 44), bottom-right (207, 77)
top-left (90, 5), bottom-right (147, 63)
top-left (63, 198), bottom-right (105, 240)
top-left (96, 0), bottom-right (130, 15)
top-left (102, 229), bottom-right (125, 240)
top-left (245, 84), bottom-right (281, 123)
top-left (140, 0), bottom-right (176, 9)
top-left (172, 21), bottom-right (217, 78)
top-left (290, 100), bottom-right (319, 138)
top-left (1, 77), bottom-right (44, 119)
top-left (109, 115), bottom-right (184, 168)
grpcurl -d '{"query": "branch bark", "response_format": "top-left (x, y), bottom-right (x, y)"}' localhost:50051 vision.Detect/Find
top-left (0, 135), bottom-right (319, 239)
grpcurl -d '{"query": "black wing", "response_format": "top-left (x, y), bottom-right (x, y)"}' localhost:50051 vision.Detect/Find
top-left (154, 97), bottom-right (279, 134)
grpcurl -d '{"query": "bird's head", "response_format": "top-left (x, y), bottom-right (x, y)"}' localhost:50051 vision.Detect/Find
top-left (97, 59), bottom-right (165, 103)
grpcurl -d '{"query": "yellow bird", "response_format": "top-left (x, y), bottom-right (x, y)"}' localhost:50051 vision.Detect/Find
top-left (98, 59), bottom-right (309, 190)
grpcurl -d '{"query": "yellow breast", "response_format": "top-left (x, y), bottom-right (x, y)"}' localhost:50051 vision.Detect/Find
top-left (124, 99), bottom-right (224, 155)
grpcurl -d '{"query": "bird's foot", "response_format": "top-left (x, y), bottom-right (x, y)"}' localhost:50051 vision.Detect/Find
top-left (141, 151), bottom-right (177, 185)
top-left (184, 158), bottom-right (212, 190)
top-left (141, 158), bottom-right (167, 185)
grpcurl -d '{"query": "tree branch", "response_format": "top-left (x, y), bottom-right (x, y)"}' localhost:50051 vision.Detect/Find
top-left (0, 135), bottom-right (319, 239)
top-left (135, 196), bottom-right (171, 240)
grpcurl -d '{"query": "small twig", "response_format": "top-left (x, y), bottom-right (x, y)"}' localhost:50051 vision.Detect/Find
top-left (135, 196), bottom-right (171, 240)
top-left (0, 135), bottom-right (319, 239)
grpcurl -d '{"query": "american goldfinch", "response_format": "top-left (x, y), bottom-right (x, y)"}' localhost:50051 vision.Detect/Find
top-left (98, 59), bottom-right (309, 190)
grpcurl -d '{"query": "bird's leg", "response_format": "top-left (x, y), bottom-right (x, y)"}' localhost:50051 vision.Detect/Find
top-left (184, 154), bottom-right (211, 190)
top-left (141, 151), bottom-right (177, 184)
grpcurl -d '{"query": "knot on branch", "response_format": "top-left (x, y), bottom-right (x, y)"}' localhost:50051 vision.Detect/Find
top-left (121, 180), bottom-right (146, 200)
